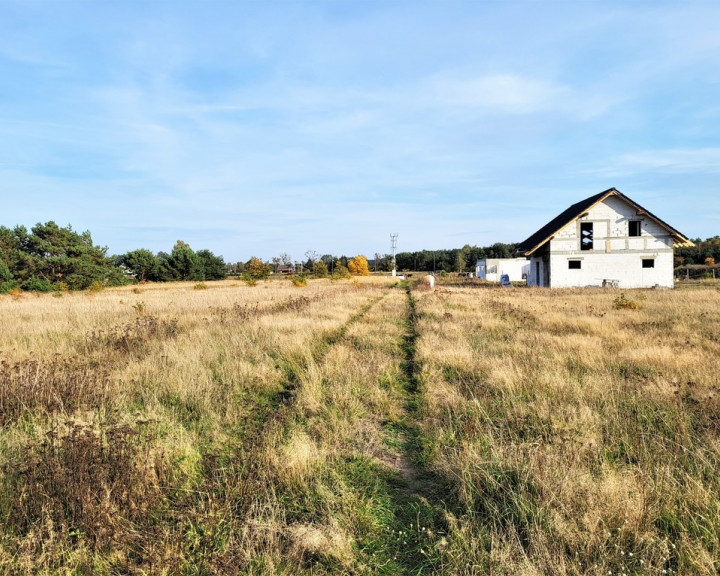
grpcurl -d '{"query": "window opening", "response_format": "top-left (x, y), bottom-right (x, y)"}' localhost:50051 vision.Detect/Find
top-left (642, 259), bottom-right (655, 268)
top-left (580, 222), bottom-right (593, 251)
top-left (568, 260), bottom-right (581, 269)
top-left (629, 220), bottom-right (641, 237)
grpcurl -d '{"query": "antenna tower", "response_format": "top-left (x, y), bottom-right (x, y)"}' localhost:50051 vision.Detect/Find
top-left (390, 233), bottom-right (398, 277)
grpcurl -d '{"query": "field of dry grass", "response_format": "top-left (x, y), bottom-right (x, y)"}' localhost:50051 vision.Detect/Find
top-left (0, 277), bottom-right (718, 574)
top-left (414, 281), bottom-right (720, 575)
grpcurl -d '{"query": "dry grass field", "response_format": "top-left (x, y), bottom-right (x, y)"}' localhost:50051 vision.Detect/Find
top-left (0, 277), bottom-right (718, 575)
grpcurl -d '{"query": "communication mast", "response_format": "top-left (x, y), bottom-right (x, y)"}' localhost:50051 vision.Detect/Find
top-left (390, 233), bottom-right (398, 277)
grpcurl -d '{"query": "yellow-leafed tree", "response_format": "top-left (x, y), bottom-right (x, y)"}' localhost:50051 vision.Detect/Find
top-left (348, 255), bottom-right (370, 276)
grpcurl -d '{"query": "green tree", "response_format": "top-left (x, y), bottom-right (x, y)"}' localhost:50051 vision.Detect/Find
top-left (8, 221), bottom-right (126, 290)
top-left (312, 260), bottom-right (328, 278)
top-left (455, 250), bottom-right (465, 273)
top-left (165, 241), bottom-right (204, 281)
top-left (197, 249), bottom-right (227, 280)
top-left (332, 261), bottom-right (351, 279)
top-left (0, 260), bottom-right (14, 293)
top-left (155, 252), bottom-right (176, 281)
top-left (120, 249), bottom-right (158, 282)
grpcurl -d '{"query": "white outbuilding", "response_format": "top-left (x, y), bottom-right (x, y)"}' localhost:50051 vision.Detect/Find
top-left (476, 258), bottom-right (529, 283)
top-left (516, 188), bottom-right (694, 289)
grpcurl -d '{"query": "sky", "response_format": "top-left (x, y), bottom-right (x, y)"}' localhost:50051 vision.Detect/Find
top-left (1, 0), bottom-right (719, 262)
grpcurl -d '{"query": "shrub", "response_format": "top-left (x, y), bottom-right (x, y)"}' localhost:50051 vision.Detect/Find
top-left (312, 260), bottom-right (329, 278)
top-left (332, 264), bottom-right (351, 280)
top-left (8, 287), bottom-right (23, 300)
top-left (21, 276), bottom-right (53, 293)
top-left (613, 293), bottom-right (639, 310)
top-left (242, 273), bottom-right (258, 287)
top-left (291, 273), bottom-right (308, 287)
top-left (0, 281), bottom-right (19, 294)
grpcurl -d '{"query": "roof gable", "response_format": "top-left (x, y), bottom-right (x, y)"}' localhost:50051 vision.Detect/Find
top-left (516, 188), bottom-right (694, 255)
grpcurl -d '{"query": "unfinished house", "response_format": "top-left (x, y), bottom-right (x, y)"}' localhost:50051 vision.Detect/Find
top-left (516, 188), bottom-right (694, 288)
top-left (476, 258), bottom-right (530, 283)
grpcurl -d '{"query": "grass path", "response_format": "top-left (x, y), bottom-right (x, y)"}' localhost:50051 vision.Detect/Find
top-left (237, 281), bottom-right (456, 574)
top-left (366, 281), bottom-right (458, 575)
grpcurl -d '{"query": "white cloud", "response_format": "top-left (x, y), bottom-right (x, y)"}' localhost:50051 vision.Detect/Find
top-left (420, 73), bottom-right (568, 114)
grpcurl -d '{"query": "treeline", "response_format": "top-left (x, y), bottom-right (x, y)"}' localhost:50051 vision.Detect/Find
top-left (675, 236), bottom-right (720, 265)
top-left (0, 222), bottom-right (226, 293)
top-left (118, 242), bottom-right (226, 283)
top-left (0, 222), bottom-right (126, 292)
top-left (3, 220), bottom-right (716, 293)
top-left (384, 243), bottom-right (518, 273)
top-left (386, 237), bottom-right (720, 273)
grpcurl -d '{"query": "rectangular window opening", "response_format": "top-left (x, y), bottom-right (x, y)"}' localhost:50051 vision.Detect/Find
top-left (629, 220), bottom-right (641, 237)
top-left (580, 222), bottom-right (593, 251)
top-left (642, 259), bottom-right (655, 268)
top-left (568, 260), bottom-right (581, 269)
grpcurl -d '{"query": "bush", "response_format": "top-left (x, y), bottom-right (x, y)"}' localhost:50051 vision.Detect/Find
top-left (332, 264), bottom-right (351, 280)
top-left (21, 276), bottom-right (53, 293)
top-left (613, 293), bottom-right (639, 310)
top-left (291, 273), bottom-right (308, 287)
top-left (0, 281), bottom-right (19, 294)
top-left (242, 273), bottom-right (258, 287)
top-left (312, 260), bottom-right (328, 278)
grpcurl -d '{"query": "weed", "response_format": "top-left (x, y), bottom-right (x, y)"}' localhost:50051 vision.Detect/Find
top-left (0, 358), bottom-right (111, 425)
top-left (86, 316), bottom-right (179, 357)
top-left (291, 273), bottom-right (308, 287)
top-left (614, 292), bottom-right (639, 309)
top-left (194, 282), bottom-right (208, 290)
top-left (2, 417), bottom-right (164, 549)
top-left (242, 273), bottom-right (258, 287)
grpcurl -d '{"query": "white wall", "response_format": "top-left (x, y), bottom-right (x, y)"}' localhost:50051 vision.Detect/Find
top-left (476, 258), bottom-right (529, 282)
top-left (546, 196), bottom-right (675, 288)
top-left (550, 251), bottom-right (674, 288)
top-left (527, 257), bottom-right (545, 287)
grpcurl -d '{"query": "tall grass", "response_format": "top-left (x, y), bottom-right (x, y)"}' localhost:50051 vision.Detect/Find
top-left (413, 283), bottom-right (720, 575)
top-left (1, 278), bottom-right (718, 574)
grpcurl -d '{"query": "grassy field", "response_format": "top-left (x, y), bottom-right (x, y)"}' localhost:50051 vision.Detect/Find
top-left (0, 277), bottom-right (718, 575)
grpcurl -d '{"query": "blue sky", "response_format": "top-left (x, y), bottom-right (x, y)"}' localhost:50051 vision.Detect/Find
top-left (1, 0), bottom-right (718, 262)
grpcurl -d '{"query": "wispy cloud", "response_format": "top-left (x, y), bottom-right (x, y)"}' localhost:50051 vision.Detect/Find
top-left (0, 0), bottom-right (716, 258)
top-left (578, 148), bottom-right (720, 178)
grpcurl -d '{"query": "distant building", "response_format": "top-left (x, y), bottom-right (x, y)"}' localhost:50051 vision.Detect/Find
top-left (275, 264), bottom-right (295, 275)
top-left (476, 258), bottom-right (529, 283)
top-left (515, 188), bottom-right (694, 288)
